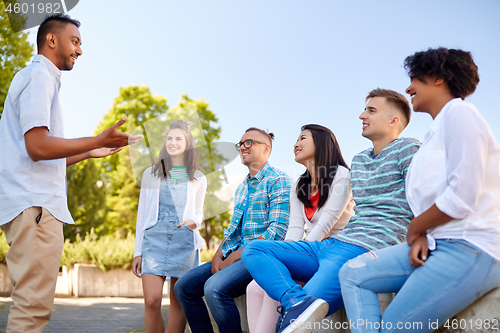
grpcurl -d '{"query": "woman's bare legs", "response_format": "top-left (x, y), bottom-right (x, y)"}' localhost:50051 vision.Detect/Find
top-left (143, 274), bottom-right (166, 333)
top-left (168, 277), bottom-right (188, 333)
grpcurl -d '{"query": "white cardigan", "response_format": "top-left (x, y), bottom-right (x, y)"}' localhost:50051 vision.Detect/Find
top-left (134, 167), bottom-right (207, 258)
top-left (285, 166), bottom-right (355, 241)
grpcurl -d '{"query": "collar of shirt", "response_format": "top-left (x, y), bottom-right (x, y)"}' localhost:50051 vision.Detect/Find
top-left (244, 161), bottom-right (271, 184)
top-left (368, 138), bottom-right (400, 159)
top-left (424, 98), bottom-right (462, 144)
top-left (33, 54), bottom-right (62, 88)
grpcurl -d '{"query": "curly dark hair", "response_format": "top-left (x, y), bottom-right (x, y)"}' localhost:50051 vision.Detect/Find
top-left (37, 14), bottom-right (81, 50)
top-left (404, 48), bottom-right (479, 99)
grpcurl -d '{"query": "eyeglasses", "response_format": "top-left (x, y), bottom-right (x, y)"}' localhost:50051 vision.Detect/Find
top-left (235, 139), bottom-right (268, 151)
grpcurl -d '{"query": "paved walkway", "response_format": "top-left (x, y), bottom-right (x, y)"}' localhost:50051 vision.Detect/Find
top-left (0, 296), bottom-right (192, 333)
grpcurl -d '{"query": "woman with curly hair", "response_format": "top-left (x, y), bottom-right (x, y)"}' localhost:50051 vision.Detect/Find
top-left (339, 48), bottom-right (500, 333)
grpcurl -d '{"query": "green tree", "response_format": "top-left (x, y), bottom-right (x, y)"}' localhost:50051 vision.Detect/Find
top-left (176, 95), bottom-right (232, 247)
top-left (65, 158), bottom-right (108, 242)
top-left (94, 86), bottom-right (169, 235)
top-left (0, 1), bottom-right (33, 118)
top-left (68, 86), bottom-right (232, 248)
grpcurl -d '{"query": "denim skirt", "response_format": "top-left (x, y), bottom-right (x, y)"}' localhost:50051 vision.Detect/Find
top-left (141, 178), bottom-right (199, 278)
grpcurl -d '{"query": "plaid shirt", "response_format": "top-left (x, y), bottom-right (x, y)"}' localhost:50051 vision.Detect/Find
top-left (222, 162), bottom-right (293, 257)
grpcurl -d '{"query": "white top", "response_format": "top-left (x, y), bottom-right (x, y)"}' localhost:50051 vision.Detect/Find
top-left (134, 167), bottom-right (207, 257)
top-left (406, 98), bottom-right (500, 260)
top-left (0, 54), bottom-right (73, 225)
top-left (285, 166), bottom-right (355, 241)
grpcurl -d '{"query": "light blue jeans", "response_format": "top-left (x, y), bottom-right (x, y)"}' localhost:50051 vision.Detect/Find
top-left (339, 239), bottom-right (500, 333)
top-left (242, 238), bottom-right (368, 316)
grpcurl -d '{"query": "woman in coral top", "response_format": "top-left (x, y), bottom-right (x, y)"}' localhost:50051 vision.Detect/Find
top-left (246, 124), bottom-right (354, 333)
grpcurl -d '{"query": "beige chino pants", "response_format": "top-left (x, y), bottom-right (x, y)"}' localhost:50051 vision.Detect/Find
top-left (4, 207), bottom-right (64, 333)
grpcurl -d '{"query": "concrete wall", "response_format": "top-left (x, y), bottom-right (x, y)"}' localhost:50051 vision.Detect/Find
top-left (1, 263), bottom-right (168, 298)
top-left (1, 263), bottom-right (499, 333)
top-left (69, 264), bottom-right (169, 297)
top-left (234, 289), bottom-right (500, 333)
top-left (71, 264), bottom-right (144, 297)
top-left (232, 294), bottom-right (393, 333)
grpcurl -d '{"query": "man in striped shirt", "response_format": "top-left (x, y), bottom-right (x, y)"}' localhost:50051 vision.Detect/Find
top-left (242, 89), bottom-right (420, 333)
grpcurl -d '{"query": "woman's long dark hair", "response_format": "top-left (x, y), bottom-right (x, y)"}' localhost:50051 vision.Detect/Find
top-left (296, 124), bottom-right (348, 210)
top-left (151, 120), bottom-right (200, 181)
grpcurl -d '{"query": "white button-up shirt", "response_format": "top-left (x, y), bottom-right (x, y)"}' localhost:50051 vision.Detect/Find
top-left (0, 54), bottom-right (74, 225)
top-left (406, 98), bottom-right (500, 260)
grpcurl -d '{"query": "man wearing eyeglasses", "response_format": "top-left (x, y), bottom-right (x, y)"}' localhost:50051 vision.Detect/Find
top-left (175, 127), bottom-right (293, 333)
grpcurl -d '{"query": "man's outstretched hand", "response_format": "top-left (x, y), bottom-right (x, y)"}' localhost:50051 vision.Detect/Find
top-left (88, 147), bottom-right (123, 158)
top-left (96, 117), bottom-right (143, 148)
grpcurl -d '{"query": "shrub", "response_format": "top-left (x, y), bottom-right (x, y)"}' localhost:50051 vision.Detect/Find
top-left (1, 229), bottom-right (214, 271)
top-left (201, 248), bottom-right (215, 263)
top-left (61, 229), bottom-right (135, 271)
top-left (0, 233), bottom-right (8, 265)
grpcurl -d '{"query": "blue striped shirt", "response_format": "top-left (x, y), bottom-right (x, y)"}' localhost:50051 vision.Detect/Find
top-left (222, 162), bottom-right (293, 257)
top-left (334, 138), bottom-right (421, 251)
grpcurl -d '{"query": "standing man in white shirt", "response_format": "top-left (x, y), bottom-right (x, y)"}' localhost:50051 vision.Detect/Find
top-left (0, 14), bottom-right (142, 333)
top-left (339, 47), bottom-right (500, 333)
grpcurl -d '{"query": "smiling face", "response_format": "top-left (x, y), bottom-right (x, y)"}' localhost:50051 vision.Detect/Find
top-left (359, 96), bottom-right (396, 141)
top-left (294, 129), bottom-right (315, 166)
top-left (405, 76), bottom-right (438, 114)
top-left (166, 128), bottom-right (187, 157)
top-left (238, 130), bottom-right (270, 167)
top-left (53, 23), bottom-right (82, 71)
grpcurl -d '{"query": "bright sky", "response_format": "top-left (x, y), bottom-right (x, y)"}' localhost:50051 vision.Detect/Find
top-left (25, 0), bottom-right (500, 180)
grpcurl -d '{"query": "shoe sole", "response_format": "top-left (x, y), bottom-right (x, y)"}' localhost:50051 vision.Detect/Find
top-left (281, 299), bottom-right (329, 333)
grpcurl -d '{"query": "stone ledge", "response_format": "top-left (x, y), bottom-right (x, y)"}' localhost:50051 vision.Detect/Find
top-left (234, 288), bottom-right (500, 333)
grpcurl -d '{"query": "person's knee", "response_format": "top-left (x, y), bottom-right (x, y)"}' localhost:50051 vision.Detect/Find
top-left (204, 276), bottom-right (219, 301)
top-left (339, 257), bottom-right (367, 285)
top-left (174, 276), bottom-right (188, 300)
top-left (338, 262), bottom-right (353, 284)
top-left (204, 274), bottom-right (232, 302)
top-left (241, 240), bottom-right (267, 261)
top-left (246, 280), bottom-right (260, 296)
top-left (144, 293), bottom-right (163, 311)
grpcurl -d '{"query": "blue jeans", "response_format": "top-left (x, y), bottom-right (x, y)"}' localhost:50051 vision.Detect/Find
top-left (241, 239), bottom-right (368, 316)
top-left (174, 260), bottom-right (253, 333)
top-left (339, 239), bottom-right (500, 333)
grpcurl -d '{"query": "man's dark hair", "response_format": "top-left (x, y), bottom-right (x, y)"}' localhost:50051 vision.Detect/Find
top-left (36, 14), bottom-right (81, 50)
top-left (245, 127), bottom-right (274, 148)
top-left (366, 88), bottom-right (411, 128)
top-left (404, 48), bottom-right (479, 99)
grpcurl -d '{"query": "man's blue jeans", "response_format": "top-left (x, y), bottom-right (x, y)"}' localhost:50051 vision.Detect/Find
top-left (174, 260), bottom-right (253, 333)
top-left (339, 239), bottom-right (500, 333)
top-left (241, 238), bottom-right (368, 316)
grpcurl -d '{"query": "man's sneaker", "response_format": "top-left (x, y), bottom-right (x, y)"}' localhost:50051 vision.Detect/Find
top-left (275, 296), bottom-right (329, 333)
